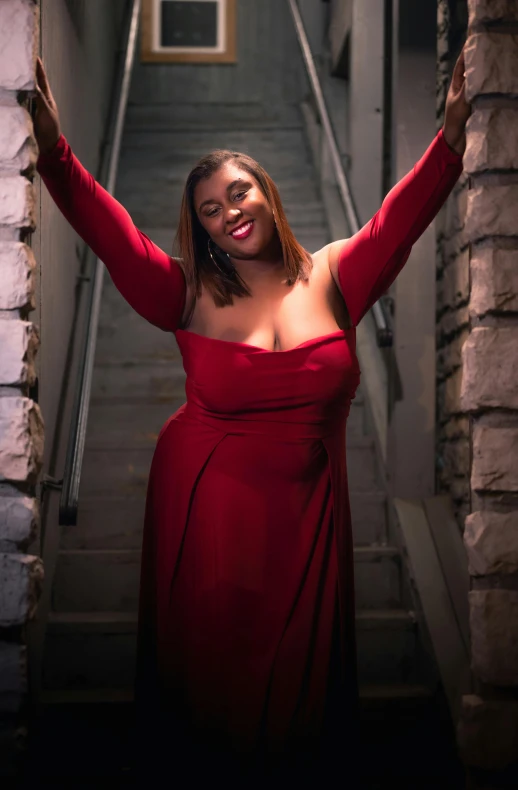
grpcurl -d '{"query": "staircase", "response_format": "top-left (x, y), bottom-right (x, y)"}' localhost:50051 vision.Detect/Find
top-left (34, 100), bottom-right (462, 784)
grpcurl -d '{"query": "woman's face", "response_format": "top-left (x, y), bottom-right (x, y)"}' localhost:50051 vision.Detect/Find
top-left (194, 162), bottom-right (278, 260)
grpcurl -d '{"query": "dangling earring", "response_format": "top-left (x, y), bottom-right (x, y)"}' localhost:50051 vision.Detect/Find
top-left (208, 238), bottom-right (232, 275)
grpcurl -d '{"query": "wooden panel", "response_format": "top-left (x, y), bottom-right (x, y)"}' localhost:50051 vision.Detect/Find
top-left (422, 495), bottom-right (471, 654)
top-left (393, 497), bottom-right (471, 719)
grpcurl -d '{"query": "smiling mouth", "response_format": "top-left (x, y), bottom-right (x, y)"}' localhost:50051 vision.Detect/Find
top-left (229, 220), bottom-right (254, 239)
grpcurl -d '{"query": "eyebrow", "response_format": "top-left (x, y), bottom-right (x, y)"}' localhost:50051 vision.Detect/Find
top-left (198, 178), bottom-right (251, 212)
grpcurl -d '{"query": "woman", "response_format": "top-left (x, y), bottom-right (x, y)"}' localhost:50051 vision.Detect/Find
top-left (34, 49), bottom-right (469, 782)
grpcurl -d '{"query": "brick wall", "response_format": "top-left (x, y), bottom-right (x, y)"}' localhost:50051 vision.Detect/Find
top-left (436, 0), bottom-right (471, 528)
top-left (0, 0), bottom-right (44, 775)
top-left (438, 0), bottom-right (518, 781)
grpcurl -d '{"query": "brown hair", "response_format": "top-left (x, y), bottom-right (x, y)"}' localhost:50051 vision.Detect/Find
top-left (173, 149), bottom-right (313, 328)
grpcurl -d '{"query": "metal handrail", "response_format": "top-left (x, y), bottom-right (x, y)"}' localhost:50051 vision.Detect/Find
top-left (286, 0), bottom-right (393, 347)
top-left (58, 0), bottom-right (141, 526)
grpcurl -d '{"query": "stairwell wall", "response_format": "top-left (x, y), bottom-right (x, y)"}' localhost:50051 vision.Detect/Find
top-left (129, 0), bottom-right (306, 107)
top-left (0, 0), bottom-right (125, 774)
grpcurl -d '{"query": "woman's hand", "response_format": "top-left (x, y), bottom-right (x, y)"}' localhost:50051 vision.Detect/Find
top-left (33, 56), bottom-right (62, 155)
top-left (442, 45), bottom-right (472, 156)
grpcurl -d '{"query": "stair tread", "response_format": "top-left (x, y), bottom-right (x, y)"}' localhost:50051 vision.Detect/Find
top-left (354, 545), bottom-right (399, 558)
top-left (57, 544), bottom-right (398, 558)
top-left (57, 549), bottom-right (142, 557)
top-left (359, 683), bottom-right (433, 700)
top-left (40, 688), bottom-right (135, 705)
top-left (47, 611), bottom-right (138, 634)
top-left (39, 683), bottom-right (433, 706)
top-left (346, 436), bottom-right (375, 448)
top-left (77, 487), bottom-right (386, 505)
top-left (48, 607), bottom-right (414, 631)
top-left (48, 611), bottom-right (138, 624)
top-left (356, 609), bottom-right (416, 628)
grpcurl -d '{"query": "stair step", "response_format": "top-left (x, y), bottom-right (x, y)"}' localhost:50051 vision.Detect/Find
top-left (356, 608), bottom-right (416, 628)
top-left (91, 361), bottom-right (186, 403)
top-left (80, 443), bottom-right (377, 503)
top-left (46, 607), bottom-right (416, 632)
top-left (43, 629), bottom-right (137, 691)
top-left (124, 101), bottom-right (304, 132)
top-left (79, 448), bottom-right (153, 499)
top-left (347, 397), bottom-right (365, 437)
top-left (85, 400), bottom-right (187, 451)
top-left (345, 437), bottom-right (379, 491)
top-left (66, 498), bottom-right (145, 551)
top-left (72, 491), bottom-right (388, 550)
top-left (44, 607), bottom-right (419, 691)
top-left (354, 546), bottom-right (402, 609)
top-left (359, 682), bottom-right (432, 701)
top-left (39, 682), bottom-right (433, 707)
top-left (48, 611), bottom-right (138, 632)
top-left (49, 608), bottom-right (415, 632)
top-left (350, 491), bottom-right (387, 545)
top-left (356, 609), bottom-right (423, 685)
top-left (39, 688), bottom-right (135, 704)
top-left (53, 551), bottom-right (141, 613)
top-left (118, 129), bottom-right (313, 160)
top-left (71, 491), bottom-right (383, 550)
top-left (52, 544), bottom-right (401, 613)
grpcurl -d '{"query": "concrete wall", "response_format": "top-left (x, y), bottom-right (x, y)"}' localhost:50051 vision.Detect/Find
top-left (129, 0), bottom-right (306, 107)
top-left (33, 0), bottom-right (125, 504)
top-left (0, 0), bottom-right (125, 774)
top-left (386, 0), bottom-right (439, 499)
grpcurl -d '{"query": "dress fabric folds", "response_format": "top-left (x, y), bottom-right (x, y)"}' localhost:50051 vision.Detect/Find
top-left (36, 129), bottom-right (463, 778)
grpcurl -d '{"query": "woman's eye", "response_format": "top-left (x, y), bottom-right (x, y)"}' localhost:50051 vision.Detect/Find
top-left (205, 191), bottom-right (246, 217)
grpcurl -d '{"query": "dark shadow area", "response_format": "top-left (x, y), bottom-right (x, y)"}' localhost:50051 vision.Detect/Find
top-left (19, 694), bottom-right (466, 788)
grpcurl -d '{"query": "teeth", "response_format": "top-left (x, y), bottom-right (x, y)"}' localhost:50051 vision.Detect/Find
top-left (231, 221), bottom-right (252, 237)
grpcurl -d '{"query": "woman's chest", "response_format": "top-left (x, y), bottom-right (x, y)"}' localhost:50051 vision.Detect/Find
top-left (188, 252), bottom-right (350, 353)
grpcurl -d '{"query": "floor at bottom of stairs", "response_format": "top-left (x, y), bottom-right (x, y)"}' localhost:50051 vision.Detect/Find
top-left (16, 697), bottom-right (466, 788)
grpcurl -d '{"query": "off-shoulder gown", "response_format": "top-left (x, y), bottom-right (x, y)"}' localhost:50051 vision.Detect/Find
top-left (37, 130), bottom-right (462, 779)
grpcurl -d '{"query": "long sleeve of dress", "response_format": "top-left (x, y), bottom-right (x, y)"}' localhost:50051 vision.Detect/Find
top-left (36, 134), bottom-right (186, 332)
top-left (337, 128), bottom-right (464, 327)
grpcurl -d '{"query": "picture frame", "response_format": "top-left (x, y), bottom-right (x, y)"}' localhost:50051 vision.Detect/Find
top-left (141, 0), bottom-right (237, 63)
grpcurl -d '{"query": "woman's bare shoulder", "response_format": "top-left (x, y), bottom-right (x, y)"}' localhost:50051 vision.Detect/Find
top-left (171, 256), bottom-right (196, 328)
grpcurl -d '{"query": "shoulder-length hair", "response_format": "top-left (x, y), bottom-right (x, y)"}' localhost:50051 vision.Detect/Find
top-left (173, 149), bottom-right (313, 328)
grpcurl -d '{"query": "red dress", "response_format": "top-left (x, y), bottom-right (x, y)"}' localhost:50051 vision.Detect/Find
top-left (37, 130), bottom-right (462, 778)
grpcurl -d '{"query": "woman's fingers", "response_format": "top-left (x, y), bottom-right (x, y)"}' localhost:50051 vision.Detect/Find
top-left (34, 81), bottom-right (50, 111)
top-left (451, 48), bottom-right (466, 93)
top-left (36, 57), bottom-right (53, 104)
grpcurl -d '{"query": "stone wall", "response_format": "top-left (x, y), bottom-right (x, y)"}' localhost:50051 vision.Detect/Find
top-left (436, 0), bottom-right (470, 527)
top-left (0, 0), bottom-right (125, 775)
top-left (0, 0), bottom-right (44, 775)
top-left (438, 0), bottom-right (518, 782)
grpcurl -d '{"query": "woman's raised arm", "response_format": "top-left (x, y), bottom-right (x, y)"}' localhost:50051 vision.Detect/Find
top-left (34, 57), bottom-right (185, 332)
top-left (328, 45), bottom-right (469, 327)
top-left (328, 128), bottom-right (463, 327)
top-left (37, 136), bottom-right (186, 331)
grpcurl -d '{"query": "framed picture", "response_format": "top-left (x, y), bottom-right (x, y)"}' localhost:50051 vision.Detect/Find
top-left (141, 0), bottom-right (237, 63)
